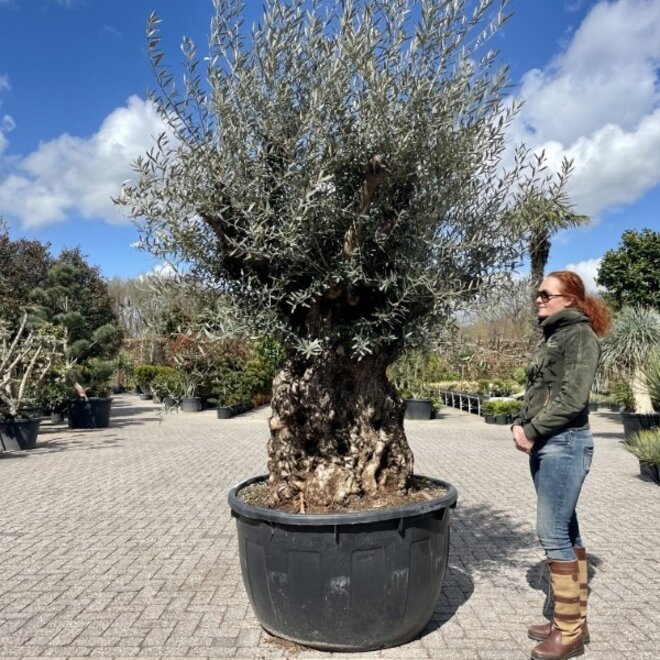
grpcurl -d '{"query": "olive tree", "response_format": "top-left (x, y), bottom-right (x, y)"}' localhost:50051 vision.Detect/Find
top-left (120, 0), bottom-right (575, 509)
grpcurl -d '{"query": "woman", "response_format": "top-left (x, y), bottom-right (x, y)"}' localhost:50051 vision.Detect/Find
top-left (511, 271), bottom-right (610, 660)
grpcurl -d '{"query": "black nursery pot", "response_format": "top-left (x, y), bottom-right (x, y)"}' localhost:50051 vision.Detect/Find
top-left (216, 406), bottom-right (233, 419)
top-left (404, 398), bottom-right (434, 420)
top-left (68, 397), bottom-right (112, 429)
top-left (228, 474), bottom-right (457, 652)
top-left (0, 417), bottom-right (41, 451)
top-left (639, 461), bottom-right (660, 484)
top-left (180, 397), bottom-right (202, 412)
top-left (621, 412), bottom-right (660, 441)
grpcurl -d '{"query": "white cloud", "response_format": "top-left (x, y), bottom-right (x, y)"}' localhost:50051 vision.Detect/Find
top-left (0, 75), bottom-right (9, 93)
top-left (0, 96), bottom-right (165, 228)
top-left (564, 258), bottom-right (603, 292)
top-left (511, 0), bottom-right (660, 218)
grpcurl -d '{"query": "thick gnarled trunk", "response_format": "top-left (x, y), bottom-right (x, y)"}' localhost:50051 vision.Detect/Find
top-left (267, 349), bottom-right (414, 510)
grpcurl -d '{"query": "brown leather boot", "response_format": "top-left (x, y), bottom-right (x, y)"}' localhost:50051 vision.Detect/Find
top-left (530, 560), bottom-right (584, 660)
top-left (528, 548), bottom-right (590, 644)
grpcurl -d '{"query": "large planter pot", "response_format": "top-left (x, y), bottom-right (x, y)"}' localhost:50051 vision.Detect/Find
top-left (229, 474), bottom-right (457, 651)
top-left (68, 397), bottom-right (112, 429)
top-left (621, 412), bottom-right (660, 441)
top-left (0, 417), bottom-right (41, 451)
top-left (588, 402), bottom-right (599, 412)
top-left (639, 461), bottom-right (660, 484)
top-left (404, 398), bottom-right (433, 420)
top-left (181, 396), bottom-right (202, 412)
top-left (138, 393), bottom-right (153, 401)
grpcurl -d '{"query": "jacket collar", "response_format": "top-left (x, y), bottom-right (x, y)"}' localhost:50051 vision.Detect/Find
top-left (539, 308), bottom-right (589, 338)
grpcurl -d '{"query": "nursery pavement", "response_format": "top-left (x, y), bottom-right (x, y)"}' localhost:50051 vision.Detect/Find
top-left (0, 396), bottom-right (658, 660)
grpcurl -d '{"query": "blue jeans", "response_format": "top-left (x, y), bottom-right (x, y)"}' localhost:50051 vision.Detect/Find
top-left (529, 428), bottom-right (594, 561)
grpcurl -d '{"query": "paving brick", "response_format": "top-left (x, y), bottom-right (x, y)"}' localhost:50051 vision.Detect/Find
top-left (0, 398), bottom-right (657, 658)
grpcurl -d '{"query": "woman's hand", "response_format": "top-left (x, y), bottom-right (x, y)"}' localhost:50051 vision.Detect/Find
top-left (512, 425), bottom-right (534, 454)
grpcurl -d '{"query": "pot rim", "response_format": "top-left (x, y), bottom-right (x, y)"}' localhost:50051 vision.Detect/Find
top-left (228, 473), bottom-right (457, 526)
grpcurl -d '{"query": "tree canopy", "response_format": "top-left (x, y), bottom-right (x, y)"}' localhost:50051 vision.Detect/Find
top-left (0, 219), bottom-right (52, 329)
top-left (120, 0), bottom-right (574, 361)
top-left (597, 229), bottom-right (660, 310)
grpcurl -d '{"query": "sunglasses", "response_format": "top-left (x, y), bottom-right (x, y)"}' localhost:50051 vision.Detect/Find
top-left (535, 290), bottom-right (565, 302)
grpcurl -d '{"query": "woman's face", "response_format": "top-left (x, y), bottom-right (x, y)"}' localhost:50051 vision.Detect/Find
top-left (535, 276), bottom-right (573, 320)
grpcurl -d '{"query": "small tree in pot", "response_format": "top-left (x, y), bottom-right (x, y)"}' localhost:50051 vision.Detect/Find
top-left (0, 315), bottom-right (64, 449)
top-left (601, 306), bottom-right (660, 438)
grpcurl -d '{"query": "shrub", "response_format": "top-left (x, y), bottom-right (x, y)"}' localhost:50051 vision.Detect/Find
top-left (624, 429), bottom-right (660, 465)
top-left (482, 399), bottom-right (522, 418)
top-left (151, 366), bottom-right (185, 400)
top-left (134, 364), bottom-right (160, 393)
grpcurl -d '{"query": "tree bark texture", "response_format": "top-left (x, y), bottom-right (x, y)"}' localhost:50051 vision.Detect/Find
top-left (267, 350), bottom-right (414, 510)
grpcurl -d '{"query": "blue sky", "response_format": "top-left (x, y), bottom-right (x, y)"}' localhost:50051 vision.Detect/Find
top-left (0, 0), bottom-right (658, 289)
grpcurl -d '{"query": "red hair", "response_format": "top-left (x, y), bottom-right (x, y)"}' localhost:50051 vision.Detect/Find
top-left (547, 271), bottom-right (610, 337)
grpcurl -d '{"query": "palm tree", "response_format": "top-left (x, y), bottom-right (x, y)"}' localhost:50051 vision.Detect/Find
top-left (516, 155), bottom-right (590, 291)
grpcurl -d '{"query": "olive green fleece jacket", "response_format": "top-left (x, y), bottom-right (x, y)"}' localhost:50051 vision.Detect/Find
top-left (512, 308), bottom-right (601, 442)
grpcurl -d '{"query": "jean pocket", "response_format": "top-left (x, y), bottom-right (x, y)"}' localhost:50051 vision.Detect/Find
top-left (583, 446), bottom-right (594, 473)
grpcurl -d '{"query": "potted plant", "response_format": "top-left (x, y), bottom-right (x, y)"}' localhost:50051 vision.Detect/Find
top-left (1, 315), bottom-right (63, 450)
top-left (134, 363), bottom-right (159, 399)
top-left (121, 0), bottom-right (577, 650)
top-left (112, 351), bottom-right (134, 394)
top-left (150, 365), bottom-right (184, 408)
top-left (588, 391), bottom-right (608, 412)
top-left (389, 350), bottom-right (436, 420)
top-left (67, 360), bottom-right (115, 429)
top-left (623, 429), bottom-right (660, 484)
top-left (481, 399), bottom-right (522, 425)
top-left (601, 306), bottom-right (660, 439)
top-left (35, 366), bottom-right (70, 424)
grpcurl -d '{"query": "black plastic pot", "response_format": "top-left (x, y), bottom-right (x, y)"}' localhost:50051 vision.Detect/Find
top-left (217, 406), bottom-right (233, 419)
top-left (0, 417), bottom-right (41, 450)
top-left (112, 385), bottom-right (125, 394)
top-left (639, 461), bottom-right (660, 484)
top-left (588, 402), bottom-right (599, 412)
top-left (50, 411), bottom-right (64, 425)
top-left (484, 414), bottom-right (495, 424)
top-left (621, 412), bottom-right (660, 441)
top-left (229, 474), bottom-right (457, 651)
top-left (138, 393), bottom-right (153, 401)
top-left (494, 414), bottom-right (508, 425)
top-left (68, 397), bottom-right (112, 429)
top-left (404, 398), bottom-right (433, 420)
top-left (181, 396), bottom-right (202, 412)
top-left (609, 403), bottom-right (621, 411)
